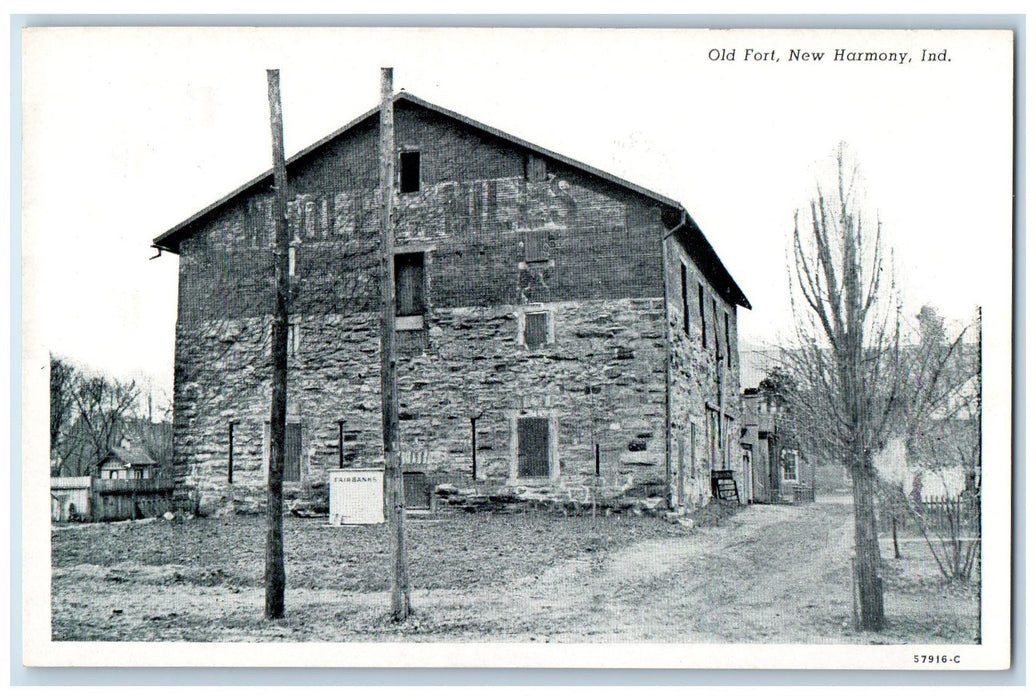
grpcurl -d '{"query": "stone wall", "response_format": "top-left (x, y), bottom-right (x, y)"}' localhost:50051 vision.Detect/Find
top-left (663, 236), bottom-right (744, 508)
top-left (174, 299), bottom-right (668, 513)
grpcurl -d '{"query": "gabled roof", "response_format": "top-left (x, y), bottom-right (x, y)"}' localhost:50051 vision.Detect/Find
top-left (152, 91), bottom-right (749, 309)
top-left (98, 445), bottom-right (156, 467)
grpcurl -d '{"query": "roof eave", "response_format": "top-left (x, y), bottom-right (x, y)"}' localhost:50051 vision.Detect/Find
top-left (675, 210), bottom-right (752, 310)
top-left (152, 104), bottom-right (382, 253)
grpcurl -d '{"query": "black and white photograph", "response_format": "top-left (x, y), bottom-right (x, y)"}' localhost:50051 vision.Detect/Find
top-left (19, 25), bottom-right (1014, 670)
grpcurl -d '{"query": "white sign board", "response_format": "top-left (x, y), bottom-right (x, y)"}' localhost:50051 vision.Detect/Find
top-left (328, 469), bottom-right (384, 525)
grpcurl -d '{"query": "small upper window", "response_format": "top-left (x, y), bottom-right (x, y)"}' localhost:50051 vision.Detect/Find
top-left (524, 154), bottom-right (547, 182)
top-left (524, 311), bottom-right (549, 350)
top-left (400, 151), bottom-right (420, 193)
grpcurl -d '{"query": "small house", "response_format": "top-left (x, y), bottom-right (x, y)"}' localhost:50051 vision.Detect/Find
top-left (741, 386), bottom-right (813, 504)
top-left (95, 441), bottom-right (158, 481)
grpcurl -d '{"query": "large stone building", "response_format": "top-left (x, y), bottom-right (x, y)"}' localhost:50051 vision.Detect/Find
top-left (153, 92), bottom-right (750, 514)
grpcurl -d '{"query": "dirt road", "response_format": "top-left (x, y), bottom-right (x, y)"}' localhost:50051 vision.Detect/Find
top-left (51, 502), bottom-right (977, 643)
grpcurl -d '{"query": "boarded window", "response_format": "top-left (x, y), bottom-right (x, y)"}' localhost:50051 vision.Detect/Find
top-left (400, 151), bottom-right (420, 193)
top-left (403, 472), bottom-right (431, 510)
top-left (707, 408), bottom-right (720, 471)
top-left (681, 263), bottom-right (690, 336)
top-left (517, 417), bottom-right (550, 478)
top-left (395, 253), bottom-right (425, 316)
top-left (523, 230), bottom-right (549, 262)
top-left (713, 297), bottom-right (720, 361)
top-left (284, 422), bottom-right (302, 482)
top-left (524, 154), bottom-right (547, 182)
top-left (525, 311), bottom-right (548, 349)
top-left (698, 283), bottom-right (706, 348)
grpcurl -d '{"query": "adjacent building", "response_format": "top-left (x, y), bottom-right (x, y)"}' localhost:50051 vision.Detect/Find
top-left (153, 92), bottom-right (750, 514)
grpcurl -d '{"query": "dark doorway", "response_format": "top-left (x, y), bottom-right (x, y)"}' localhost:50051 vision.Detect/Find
top-left (395, 252), bottom-right (426, 316)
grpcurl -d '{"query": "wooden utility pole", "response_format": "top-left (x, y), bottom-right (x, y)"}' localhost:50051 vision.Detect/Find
top-left (265, 68), bottom-right (289, 620)
top-left (379, 67), bottom-right (410, 620)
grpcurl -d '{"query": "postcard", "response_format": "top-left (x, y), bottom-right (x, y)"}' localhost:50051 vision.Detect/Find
top-left (20, 25), bottom-right (1015, 670)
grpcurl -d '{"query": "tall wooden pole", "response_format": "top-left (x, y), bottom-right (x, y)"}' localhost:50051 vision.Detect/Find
top-left (379, 67), bottom-right (410, 620)
top-left (265, 68), bottom-right (289, 620)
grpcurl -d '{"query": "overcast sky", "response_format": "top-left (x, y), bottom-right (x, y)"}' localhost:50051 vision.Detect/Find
top-left (22, 27), bottom-right (1014, 401)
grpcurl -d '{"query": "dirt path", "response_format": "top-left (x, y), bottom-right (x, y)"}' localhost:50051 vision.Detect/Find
top-left (499, 502), bottom-right (854, 642)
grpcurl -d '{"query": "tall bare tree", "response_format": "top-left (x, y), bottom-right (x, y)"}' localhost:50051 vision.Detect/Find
top-left (787, 143), bottom-right (901, 631)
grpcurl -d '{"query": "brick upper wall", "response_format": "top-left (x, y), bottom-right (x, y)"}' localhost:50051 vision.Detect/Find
top-left (174, 103), bottom-right (666, 330)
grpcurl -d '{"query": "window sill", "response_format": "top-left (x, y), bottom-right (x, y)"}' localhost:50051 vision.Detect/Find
top-left (395, 315), bottom-right (425, 331)
top-left (511, 475), bottom-right (555, 485)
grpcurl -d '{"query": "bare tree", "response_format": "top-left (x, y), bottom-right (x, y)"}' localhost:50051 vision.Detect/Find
top-left (49, 356), bottom-right (142, 477)
top-left (71, 373), bottom-right (141, 468)
top-left (786, 143), bottom-right (900, 631)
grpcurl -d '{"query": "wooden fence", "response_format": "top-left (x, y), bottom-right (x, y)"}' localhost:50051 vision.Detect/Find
top-left (880, 493), bottom-right (979, 534)
top-left (915, 493), bottom-right (979, 530)
top-left (90, 476), bottom-right (175, 522)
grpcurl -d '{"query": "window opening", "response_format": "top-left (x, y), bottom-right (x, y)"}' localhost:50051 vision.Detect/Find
top-left (400, 151), bottom-right (420, 193)
top-left (724, 312), bottom-right (732, 369)
top-left (524, 154), bottom-right (547, 182)
top-left (681, 263), bottom-right (690, 336)
top-left (523, 230), bottom-right (549, 263)
top-left (698, 283), bottom-right (706, 348)
top-left (394, 252), bottom-right (426, 316)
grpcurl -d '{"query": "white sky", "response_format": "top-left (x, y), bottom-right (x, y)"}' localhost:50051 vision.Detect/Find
top-left (21, 27), bottom-right (1014, 399)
